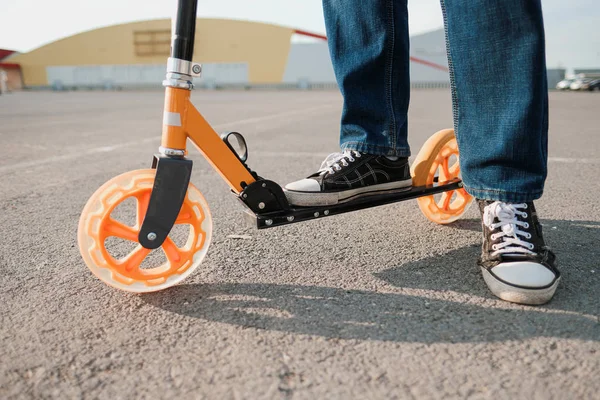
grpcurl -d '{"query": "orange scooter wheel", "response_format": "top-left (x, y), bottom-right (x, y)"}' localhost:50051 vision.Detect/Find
top-left (78, 169), bottom-right (212, 292)
top-left (411, 129), bottom-right (473, 224)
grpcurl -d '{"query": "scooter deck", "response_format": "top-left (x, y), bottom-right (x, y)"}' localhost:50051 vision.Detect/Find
top-left (244, 178), bottom-right (463, 229)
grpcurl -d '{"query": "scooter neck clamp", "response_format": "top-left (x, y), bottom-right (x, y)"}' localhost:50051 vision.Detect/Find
top-left (162, 57), bottom-right (202, 90)
top-left (163, 72), bottom-right (194, 90)
top-left (167, 57), bottom-right (202, 77)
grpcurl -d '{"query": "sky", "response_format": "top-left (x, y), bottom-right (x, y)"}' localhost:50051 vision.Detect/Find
top-left (0, 0), bottom-right (598, 68)
top-left (0, 0), bottom-right (442, 51)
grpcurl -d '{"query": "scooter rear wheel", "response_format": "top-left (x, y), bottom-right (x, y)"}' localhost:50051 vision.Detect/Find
top-left (78, 169), bottom-right (212, 292)
top-left (411, 129), bottom-right (473, 224)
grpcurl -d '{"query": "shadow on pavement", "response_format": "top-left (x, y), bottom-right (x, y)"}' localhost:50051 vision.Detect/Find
top-left (145, 282), bottom-right (598, 343)
top-left (393, 218), bottom-right (600, 316)
top-left (144, 220), bottom-right (598, 344)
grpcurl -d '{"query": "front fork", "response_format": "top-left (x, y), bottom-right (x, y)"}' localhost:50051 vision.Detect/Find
top-left (138, 1), bottom-right (272, 249)
top-left (138, 0), bottom-right (203, 249)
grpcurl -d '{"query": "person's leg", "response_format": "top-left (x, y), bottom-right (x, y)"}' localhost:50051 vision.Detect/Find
top-left (323, 0), bottom-right (411, 158)
top-left (441, 0), bottom-right (559, 305)
top-left (284, 0), bottom-right (412, 206)
top-left (441, 0), bottom-right (548, 202)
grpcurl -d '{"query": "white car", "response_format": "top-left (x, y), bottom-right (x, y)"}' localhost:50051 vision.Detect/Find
top-left (570, 79), bottom-right (595, 91)
top-left (556, 79), bottom-right (575, 90)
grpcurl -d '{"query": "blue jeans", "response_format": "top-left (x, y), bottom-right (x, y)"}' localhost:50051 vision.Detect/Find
top-left (324, 0), bottom-right (548, 202)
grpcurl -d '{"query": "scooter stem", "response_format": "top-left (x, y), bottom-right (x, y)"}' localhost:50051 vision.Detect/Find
top-left (172, 0), bottom-right (198, 62)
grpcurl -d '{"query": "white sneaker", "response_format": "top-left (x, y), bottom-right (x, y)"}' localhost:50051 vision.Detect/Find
top-left (478, 200), bottom-right (560, 305)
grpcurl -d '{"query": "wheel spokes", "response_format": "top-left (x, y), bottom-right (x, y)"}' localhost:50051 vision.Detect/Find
top-left (440, 158), bottom-right (451, 182)
top-left (439, 191), bottom-right (453, 211)
top-left (449, 160), bottom-right (460, 176)
top-left (104, 190), bottom-right (191, 272)
top-left (162, 237), bottom-right (182, 264)
top-left (122, 246), bottom-right (151, 272)
top-left (135, 191), bottom-right (151, 228)
top-left (103, 218), bottom-right (138, 242)
top-left (414, 133), bottom-right (473, 224)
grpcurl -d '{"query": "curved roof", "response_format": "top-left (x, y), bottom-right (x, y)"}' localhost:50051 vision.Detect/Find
top-left (10, 18), bottom-right (297, 85)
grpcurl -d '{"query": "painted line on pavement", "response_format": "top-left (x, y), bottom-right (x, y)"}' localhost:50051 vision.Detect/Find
top-left (0, 105), bottom-right (337, 173)
top-left (548, 157), bottom-right (599, 164)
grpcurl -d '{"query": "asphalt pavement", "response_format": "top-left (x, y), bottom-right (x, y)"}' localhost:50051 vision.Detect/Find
top-left (1, 89), bottom-right (598, 399)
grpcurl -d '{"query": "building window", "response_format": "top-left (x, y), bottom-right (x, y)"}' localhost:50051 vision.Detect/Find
top-left (134, 30), bottom-right (171, 56)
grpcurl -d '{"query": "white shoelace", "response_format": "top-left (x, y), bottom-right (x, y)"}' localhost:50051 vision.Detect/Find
top-left (318, 150), bottom-right (362, 175)
top-left (482, 201), bottom-right (535, 256)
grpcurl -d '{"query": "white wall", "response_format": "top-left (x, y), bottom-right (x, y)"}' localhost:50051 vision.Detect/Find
top-left (46, 63), bottom-right (249, 88)
top-left (282, 42), bottom-right (336, 84)
top-left (283, 30), bottom-right (451, 86)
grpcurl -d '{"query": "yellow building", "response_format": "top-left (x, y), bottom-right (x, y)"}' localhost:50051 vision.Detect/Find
top-left (8, 19), bottom-right (452, 89)
top-left (9, 18), bottom-right (306, 88)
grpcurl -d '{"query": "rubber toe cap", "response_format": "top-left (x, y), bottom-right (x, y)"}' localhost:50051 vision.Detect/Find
top-left (491, 261), bottom-right (557, 288)
top-left (284, 178), bottom-right (321, 192)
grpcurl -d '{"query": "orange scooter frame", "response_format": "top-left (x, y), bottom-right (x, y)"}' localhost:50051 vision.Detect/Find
top-left (160, 87), bottom-right (256, 193)
top-left (77, 0), bottom-right (473, 293)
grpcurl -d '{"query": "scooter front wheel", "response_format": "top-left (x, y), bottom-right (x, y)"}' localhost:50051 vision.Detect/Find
top-left (411, 129), bottom-right (473, 224)
top-left (78, 169), bottom-right (212, 292)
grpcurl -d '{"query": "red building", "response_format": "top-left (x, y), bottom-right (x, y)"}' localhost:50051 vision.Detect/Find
top-left (0, 49), bottom-right (23, 91)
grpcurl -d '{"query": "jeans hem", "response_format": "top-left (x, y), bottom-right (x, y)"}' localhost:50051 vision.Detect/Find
top-left (341, 141), bottom-right (411, 158)
top-left (464, 186), bottom-right (543, 203)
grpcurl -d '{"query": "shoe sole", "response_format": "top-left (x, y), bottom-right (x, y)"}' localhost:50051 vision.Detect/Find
top-left (481, 267), bottom-right (560, 305)
top-left (284, 179), bottom-right (413, 207)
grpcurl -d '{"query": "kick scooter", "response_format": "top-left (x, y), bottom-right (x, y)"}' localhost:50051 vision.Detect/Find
top-left (78, 0), bottom-right (473, 293)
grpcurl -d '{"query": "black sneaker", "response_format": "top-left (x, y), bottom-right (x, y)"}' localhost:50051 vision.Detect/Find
top-left (478, 200), bottom-right (560, 305)
top-left (284, 151), bottom-right (412, 206)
